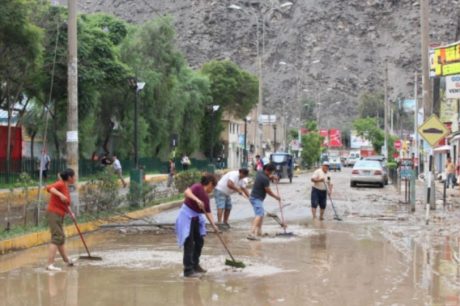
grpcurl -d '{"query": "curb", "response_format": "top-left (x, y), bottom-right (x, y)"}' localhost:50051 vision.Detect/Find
top-left (0, 199), bottom-right (182, 255)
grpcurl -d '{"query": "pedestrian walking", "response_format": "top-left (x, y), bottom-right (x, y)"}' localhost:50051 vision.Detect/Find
top-left (214, 168), bottom-right (250, 228)
top-left (167, 159), bottom-right (176, 187)
top-left (175, 173), bottom-right (218, 278)
top-left (181, 155), bottom-right (191, 171)
top-left (247, 164), bottom-right (280, 241)
top-left (254, 155), bottom-right (263, 171)
top-left (39, 150), bottom-right (51, 179)
top-left (310, 162), bottom-right (333, 220)
top-left (45, 168), bottom-right (76, 271)
top-left (446, 157), bottom-right (456, 188)
top-left (112, 156), bottom-right (127, 188)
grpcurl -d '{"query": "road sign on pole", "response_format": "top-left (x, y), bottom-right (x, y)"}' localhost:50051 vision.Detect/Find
top-left (417, 114), bottom-right (449, 147)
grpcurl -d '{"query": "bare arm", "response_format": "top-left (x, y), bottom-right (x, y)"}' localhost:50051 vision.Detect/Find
top-left (265, 187), bottom-right (280, 201)
top-left (49, 187), bottom-right (68, 204)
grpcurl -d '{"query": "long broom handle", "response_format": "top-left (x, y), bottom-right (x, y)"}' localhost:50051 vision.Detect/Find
top-left (202, 210), bottom-right (237, 262)
top-left (67, 208), bottom-right (92, 257)
top-left (275, 183), bottom-right (287, 233)
top-left (324, 182), bottom-right (340, 219)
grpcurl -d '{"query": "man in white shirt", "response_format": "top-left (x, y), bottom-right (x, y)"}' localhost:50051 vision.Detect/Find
top-left (214, 168), bottom-right (250, 228)
top-left (310, 162), bottom-right (333, 220)
top-left (112, 156), bottom-right (127, 188)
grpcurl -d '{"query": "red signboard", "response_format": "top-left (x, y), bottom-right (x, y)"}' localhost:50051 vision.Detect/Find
top-left (319, 129), bottom-right (329, 146)
top-left (0, 126), bottom-right (22, 160)
top-left (360, 148), bottom-right (376, 157)
top-left (329, 129), bottom-right (342, 148)
top-left (394, 140), bottom-right (401, 150)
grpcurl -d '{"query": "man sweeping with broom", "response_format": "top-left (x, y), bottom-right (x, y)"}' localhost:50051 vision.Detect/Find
top-left (175, 174), bottom-right (219, 278)
top-left (310, 162), bottom-right (333, 220)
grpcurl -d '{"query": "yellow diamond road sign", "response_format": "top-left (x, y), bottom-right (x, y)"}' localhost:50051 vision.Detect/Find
top-left (418, 114), bottom-right (449, 147)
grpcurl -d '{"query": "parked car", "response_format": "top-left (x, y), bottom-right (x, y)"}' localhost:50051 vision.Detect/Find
top-left (329, 157), bottom-right (342, 171)
top-left (345, 156), bottom-right (359, 167)
top-left (350, 160), bottom-right (386, 188)
top-left (363, 155), bottom-right (388, 185)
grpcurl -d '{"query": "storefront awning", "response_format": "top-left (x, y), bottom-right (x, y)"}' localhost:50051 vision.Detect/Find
top-left (433, 145), bottom-right (451, 153)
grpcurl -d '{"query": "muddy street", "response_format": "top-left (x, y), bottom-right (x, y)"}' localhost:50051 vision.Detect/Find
top-left (1, 169), bottom-right (459, 306)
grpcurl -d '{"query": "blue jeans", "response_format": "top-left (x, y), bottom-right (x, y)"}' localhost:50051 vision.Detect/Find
top-left (249, 196), bottom-right (265, 216)
top-left (447, 173), bottom-right (456, 188)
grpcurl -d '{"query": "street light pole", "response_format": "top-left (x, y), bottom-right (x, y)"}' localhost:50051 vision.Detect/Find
top-left (210, 105), bottom-right (220, 166)
top-left (134, 88), bottom-right (139, 168)
top-left (243, 116), bottom-right (251, 168)
top-left (273, 124), bottom-right (277, 152)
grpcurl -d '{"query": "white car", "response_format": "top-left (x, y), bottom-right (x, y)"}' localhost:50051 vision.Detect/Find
top-left (350, 160), bottom-right (385, 188)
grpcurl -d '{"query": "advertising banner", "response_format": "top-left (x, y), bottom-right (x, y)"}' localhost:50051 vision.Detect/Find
top-left (446, 75), bottom-right (460, 99)
top-left (319, 129), bottom-right (329, 146)
top-left (329, 129), bottom-right (342, 147)
top-left (350, 130), bottom-right (371, 149)
top-left (432, 41), bottom-right (460, 77)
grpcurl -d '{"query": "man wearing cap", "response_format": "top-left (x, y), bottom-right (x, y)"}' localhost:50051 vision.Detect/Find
top-left (310, 162), bottom-right (333, 220)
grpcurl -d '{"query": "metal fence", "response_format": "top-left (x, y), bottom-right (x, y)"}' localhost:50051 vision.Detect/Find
top-left (0, 157), bottom-right (214, 185)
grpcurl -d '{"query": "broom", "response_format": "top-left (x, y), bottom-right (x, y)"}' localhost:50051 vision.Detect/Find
top-left (202, 210), bottom-right (245, 268)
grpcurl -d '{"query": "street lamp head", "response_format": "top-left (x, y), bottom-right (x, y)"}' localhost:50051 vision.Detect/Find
top-left (279, 61), bottom-right (287, 65)
top-left (212, 105), bottom-right (220, 112)
top-left (246, 116), bottom-right (252, 123)
top-left (228, 4), bottom-right (242, 10)
top-left (136, 82), bottom-right (146, 92)
top-left (280, 2), bottom-right (293, 8)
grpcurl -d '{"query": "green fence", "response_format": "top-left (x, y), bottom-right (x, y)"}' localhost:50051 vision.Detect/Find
top-left (0, 157), bottom-right (214, 185)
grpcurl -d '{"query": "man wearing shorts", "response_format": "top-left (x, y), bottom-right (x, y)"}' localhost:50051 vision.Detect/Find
top-left (214, 168), bottom-right (250, 229)
top-left (247, 164), bottom-right (280, 241)
top-left (311, 162), bottom-right (332, 220)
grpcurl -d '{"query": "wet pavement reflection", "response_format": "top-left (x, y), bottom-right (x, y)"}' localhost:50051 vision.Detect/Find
top-left (1, 170), bottom-right (460, 305)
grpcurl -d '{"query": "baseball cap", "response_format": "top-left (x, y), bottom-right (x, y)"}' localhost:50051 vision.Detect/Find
top-left (322, 161), bottom-right (330, 166)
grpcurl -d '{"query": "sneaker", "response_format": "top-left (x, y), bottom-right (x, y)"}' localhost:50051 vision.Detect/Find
top-left (184, 272), bottom-right (202, 278)
top-left (46, 264), bottom-right (62, 272)
top-left (66, 259), bottom-right (74, 267)
top-left (246, 234), bottom-right (261, 241)
top-left (194, 265), bottom-right (207, 273)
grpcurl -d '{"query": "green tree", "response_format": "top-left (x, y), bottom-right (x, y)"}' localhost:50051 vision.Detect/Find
top-left (200, 60), bottom-right (258, 158)
top-left (352, 117), bottom-right (384, 152)
top-left (300, 120), bottom-right (323, 168)
top-left (357, 92), bottom-right (384, 128)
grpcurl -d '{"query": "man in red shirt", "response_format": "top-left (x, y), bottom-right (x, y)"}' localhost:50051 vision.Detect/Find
top-left (46, 168), bottom-right (76, 271)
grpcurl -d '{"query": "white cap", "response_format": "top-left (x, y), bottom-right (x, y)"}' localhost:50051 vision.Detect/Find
top-left (322, 161), bottom-right (330, 166)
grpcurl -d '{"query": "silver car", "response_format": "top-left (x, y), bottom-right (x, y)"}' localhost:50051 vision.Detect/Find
top-left (350, 160), bottom-right (385, 188)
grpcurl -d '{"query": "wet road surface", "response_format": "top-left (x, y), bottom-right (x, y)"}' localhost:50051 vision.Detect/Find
top-left (1, 168), bottom-right (460, 306)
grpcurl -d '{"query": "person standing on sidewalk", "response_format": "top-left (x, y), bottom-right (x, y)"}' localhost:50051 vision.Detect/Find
top-left (39, 150), bottom-right (51, 180)
top-left (446, 157), bottom-right (456, 188)
top-left (214, 168), bottom-right (250, 229)
top-left (175, 174), bottom-right (218, 278)
top-left (247, 164), bottom-right (280, 241)
top-left (112, 156), bottom-right (127, 188)
top-left (45, 168), bottom-right (76, 271)
top-left (310, 162), bottom-right (332, 220)
top-left (167, 159), bottom-right (176, 187)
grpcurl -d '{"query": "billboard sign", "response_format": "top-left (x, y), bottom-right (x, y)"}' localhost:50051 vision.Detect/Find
top-left (319, 129), bottom-right (329, 146)
top-left (446, 75), bottom-right (460, 99)
top-left (350, 130), bottom-right (371, 149)
top-left (329, 129), bottom-right (342, 147)
top-left (432, 41), bottom-right (460, 77)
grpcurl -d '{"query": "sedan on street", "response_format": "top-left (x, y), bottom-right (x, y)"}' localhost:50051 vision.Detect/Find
top-left (350, 160), bottom-right (386, 188)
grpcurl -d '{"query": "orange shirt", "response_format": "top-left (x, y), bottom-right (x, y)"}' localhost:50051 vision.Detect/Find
top-left (46, 180), bottom-right (70, 217)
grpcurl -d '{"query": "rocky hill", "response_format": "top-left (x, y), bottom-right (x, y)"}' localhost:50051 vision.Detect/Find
top-left (74, 0), bottom-right (459, 130)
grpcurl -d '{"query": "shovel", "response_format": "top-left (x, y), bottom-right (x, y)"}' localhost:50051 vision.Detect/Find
top-left (67, 209), bottom-right (102, 260)
top-left (324, 181), bottom-right (342, 221)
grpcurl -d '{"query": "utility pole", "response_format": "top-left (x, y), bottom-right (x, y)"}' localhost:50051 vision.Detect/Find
top-left (414, 72), bottom-right (419, 175)
top-left (420, 0), bottom-right (435, 216)
top-left (67, 0), bottom-right (79, 215)
top-left (384, 62), bottom-right (389, 159)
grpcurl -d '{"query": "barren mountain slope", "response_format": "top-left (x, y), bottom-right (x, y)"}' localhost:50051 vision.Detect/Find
top-left (76, 0), bottom-right (459, 129)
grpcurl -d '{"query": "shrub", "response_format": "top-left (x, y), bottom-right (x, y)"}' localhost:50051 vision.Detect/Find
top-left (174, 170), bottom-right (203, 193)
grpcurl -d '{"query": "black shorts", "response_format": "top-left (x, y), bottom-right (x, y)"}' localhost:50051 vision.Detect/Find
top-left (311, 187), bottom-right (327, 209)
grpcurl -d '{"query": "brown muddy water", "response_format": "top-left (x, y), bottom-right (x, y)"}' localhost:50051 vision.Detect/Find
top-left (1, 170), bottom-right (460, 306)
top-left (0, 221), bottom-right (452, 306)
